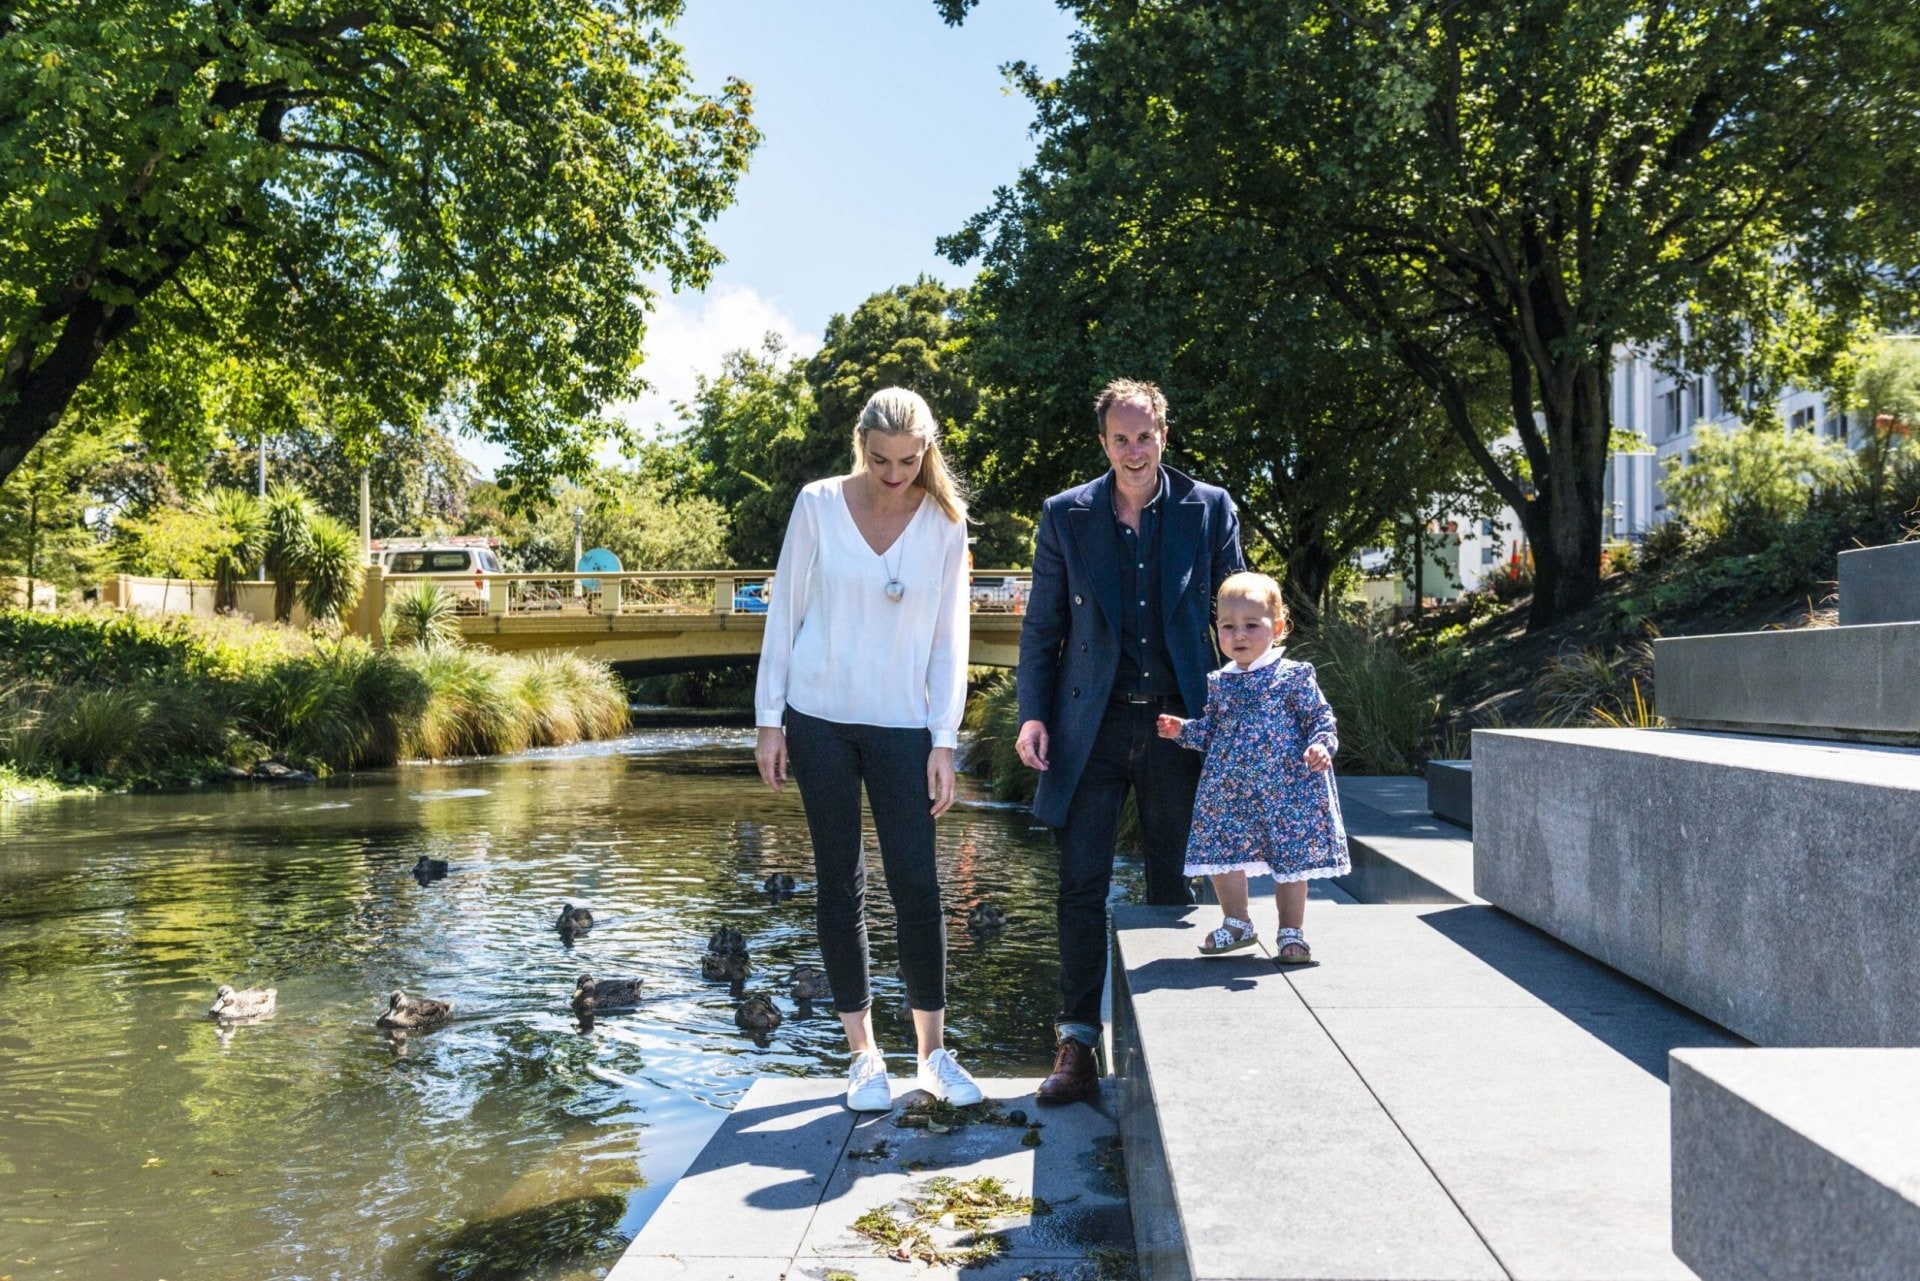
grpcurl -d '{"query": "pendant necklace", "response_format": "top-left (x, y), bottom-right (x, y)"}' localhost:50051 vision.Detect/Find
top-left (882, 538), bottom-right (906, 603)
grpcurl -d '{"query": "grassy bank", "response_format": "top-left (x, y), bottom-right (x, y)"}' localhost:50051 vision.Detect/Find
top-left (0, 609), bottom-right (630, 795)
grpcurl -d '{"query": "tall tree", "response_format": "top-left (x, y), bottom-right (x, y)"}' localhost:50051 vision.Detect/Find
top-left (0, 0), bottom-right (756, 490)
top-left (943, 0), bottom-right (1920, 626)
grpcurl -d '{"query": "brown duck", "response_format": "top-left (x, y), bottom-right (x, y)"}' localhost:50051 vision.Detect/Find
top-left (208, 985), bottom-right (277, 1021)
top-left (376, 989), bottom-right (454, 1030)
top-left (735, 992), bottom-right (782, 1034)
top-left (571, 973), bottom-right (645, 1014)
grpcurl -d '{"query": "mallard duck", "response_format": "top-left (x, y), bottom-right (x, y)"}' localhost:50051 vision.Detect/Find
top-left (208, 984), bottom-right (276, 1021)
top-left (701, 950), bottom-right (752, 984)
top-left (967, 902), bottom-right (1008, 932)
top-left (763, 873), bottom-right (797, 895)
top-left (376, 988), bottom-right (454, 1030)
top-left (556, 903), bottom-right (594, 934)
top-left (708, 924), bottom-right (747, 956)
top-left (734, 992), bottom-right (782, 1034)
top-left (571, 973), bottom-right (644, 1014)
top-left (412, 856), bottom-right (449, 880)
top-left (789, 965), bottom-right (830, 1003)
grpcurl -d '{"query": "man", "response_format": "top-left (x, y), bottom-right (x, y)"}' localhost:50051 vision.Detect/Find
top-left (1015, 379), bottom-right (1245, 1104)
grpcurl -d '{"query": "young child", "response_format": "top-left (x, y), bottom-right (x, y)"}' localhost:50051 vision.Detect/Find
top-left (1156, 571), bottom-right (1349, 962)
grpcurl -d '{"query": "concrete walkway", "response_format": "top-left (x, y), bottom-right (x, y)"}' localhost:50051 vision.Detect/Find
top-left (1336, 776), bottom-right (1480, 904)
top-left (1114, 900), bottom-right (1742, 1280)
top-left (612, 1078), bottom-right (1132, 1279)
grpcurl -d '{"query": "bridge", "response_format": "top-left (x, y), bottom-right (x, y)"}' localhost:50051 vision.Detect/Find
top-left (353, 568), bottom-right (1032, 674)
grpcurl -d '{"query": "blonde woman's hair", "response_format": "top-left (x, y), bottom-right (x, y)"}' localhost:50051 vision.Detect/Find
top-left (1217, 571), bottom-right (1288, 627)
top-left (852, 387), bottom-right (969, 523)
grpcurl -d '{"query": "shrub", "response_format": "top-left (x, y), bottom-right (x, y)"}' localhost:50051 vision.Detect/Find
top-left (961, 671), bottom-right (1035, 804)
top-left (1293, 616), bottom-right (1441, 776)
top-left (299, 514), bottom-right (365, 622)
top-left (201, 489), bottom-right (266, 613)
top-left (1662, 423), bottom-right (1849, 551)
top-left (387, 580), bottom-right (463, 648)
top-left (1534, 643), bottom-right (1654, 727)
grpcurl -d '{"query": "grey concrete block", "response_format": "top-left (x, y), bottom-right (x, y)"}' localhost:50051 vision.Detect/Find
top-left (1671, 1048), bottom-right (1920, 1281)
top-left (1113, 905), bottom-right (1505, 1281)
top-left (1474, 728), bottom-right (1920, 1046)
top-left (1334, 777), bottom-right (1479, 906)
top-left (1426, 759), bottom-right (1473, 829)
top-left (1654, 622), bottom-right (1920, 744)
top-left (1840, 540), bottom-right (1920, 625)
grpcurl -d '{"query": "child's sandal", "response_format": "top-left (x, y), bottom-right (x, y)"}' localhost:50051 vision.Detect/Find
top-left (1275, 927), bottom-right (1312, 964)
top-left (1199, 917), bottom-right (1260, 956)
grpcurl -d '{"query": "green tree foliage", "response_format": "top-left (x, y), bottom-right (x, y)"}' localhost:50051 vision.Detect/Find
top-left (1662, 423), bottom-right (1850, 548)
top-left (942, 0), bottom-right (1920, 627)
top-left (1843, 336), bottom-right (1920, 518)
top-left (0, 423), bottom-right (115, 599)
top-left (0, 0), bottom-right (757, 491)
top-left (464, 467), bottom-right (728, 573)
top-left (200, 487), bottom-right (265, 612)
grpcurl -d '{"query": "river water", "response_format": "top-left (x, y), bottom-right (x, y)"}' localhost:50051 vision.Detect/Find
top-left (0, 727), bottom-right (1132, 1281)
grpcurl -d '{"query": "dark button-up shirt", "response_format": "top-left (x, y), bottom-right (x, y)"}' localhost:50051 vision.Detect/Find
top-left (1112, 469), bottom-right (1178, 699)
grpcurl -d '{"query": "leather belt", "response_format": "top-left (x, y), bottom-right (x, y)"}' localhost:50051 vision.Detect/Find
top-left (1109, 692), bottom-right (1177, 708)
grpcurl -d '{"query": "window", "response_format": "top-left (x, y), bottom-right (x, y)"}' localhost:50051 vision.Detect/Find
top-left (388, 550), bottom-right (472, 574)
top-left (1661, 389), bottom-right (1684, 441)
top-left (1689, 377), bottom-right (1705, 424)
top-left (1790, 406), bottom-right (1817, 433)
top-left (1823, 411), bottom-right (1848, 441)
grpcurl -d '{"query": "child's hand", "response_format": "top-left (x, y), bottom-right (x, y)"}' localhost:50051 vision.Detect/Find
top-left (1156, 713), bottom-right (1185, 739)
top-left (1304, 742), bottom-right (1333, 772)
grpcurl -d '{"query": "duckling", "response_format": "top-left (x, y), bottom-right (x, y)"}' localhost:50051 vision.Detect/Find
top-left (375, 988), bottom-right (454, 1031)
top-left (208, 984), bottom-right (277, 1021)
top-left (571, 973), bottom-right (645, 1014)
top-left (763, 872), bottom-right (797, 896)
top-left (701, 949), bottom-right (753, 985)
top-left (412, 856), bottom-right (449, 881)
top-left (789, 965), bottom-right (830, 1004)
top-left (967, 902), bottom-right (1008, 932)
top-left (734, 992), bottom-right (783, 1034)
top-left (708, 924), bottom-right (747, 956)
top-left (556, 903), bottom-right (594, 935)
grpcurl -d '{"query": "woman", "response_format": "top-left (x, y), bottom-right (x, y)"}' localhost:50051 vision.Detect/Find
top-left (753, 387), bottom-right (980, 1112)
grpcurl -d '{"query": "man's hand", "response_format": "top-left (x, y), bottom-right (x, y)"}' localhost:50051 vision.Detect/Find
top-left (1156, 713), bottom-right (1186, 739)
top-left (755, 727), bottom-right (789, 791)
top-left (1015, 719), bottom-right (1050, 771)
top-left (928, 746), bottom-right (956, 818)
top-left (1304, 742), bottom-right (1333, 772)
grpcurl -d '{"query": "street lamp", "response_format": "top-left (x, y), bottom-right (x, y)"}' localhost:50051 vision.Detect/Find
top-left (572, 506), bottom-right (585, 598)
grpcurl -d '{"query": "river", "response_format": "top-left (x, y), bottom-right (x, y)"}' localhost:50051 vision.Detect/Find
top-left (0, 727), bottom-right (1134, 1280)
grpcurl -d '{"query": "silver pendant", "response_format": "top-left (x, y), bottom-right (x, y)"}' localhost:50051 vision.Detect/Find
top-left (885, 579), bottom-right (905, 603)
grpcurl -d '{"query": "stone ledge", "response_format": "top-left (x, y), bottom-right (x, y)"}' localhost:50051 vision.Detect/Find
top-left (1839, 540), bottom-right (1920, 625)
top-left (1474, 728), bottom-right (1920, 1046)
top-left (1671, 1047), bottom-right (1920, 1281)
top-left (1654, 622), bottom-right (1920, 745)
top-left (1425, 759), bottom-right (1473, 829)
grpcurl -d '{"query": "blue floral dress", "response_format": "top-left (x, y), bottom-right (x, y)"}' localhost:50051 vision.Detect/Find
top-left (1174, 652), bottom-right (1350, 882)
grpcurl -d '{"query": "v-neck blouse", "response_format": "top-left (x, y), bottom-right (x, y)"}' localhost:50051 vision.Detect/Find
top-left (755, 476), bottom-right (970, 747)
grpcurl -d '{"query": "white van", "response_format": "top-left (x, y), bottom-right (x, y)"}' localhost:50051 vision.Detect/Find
top-left (373, 538), bottom-right (504, 612)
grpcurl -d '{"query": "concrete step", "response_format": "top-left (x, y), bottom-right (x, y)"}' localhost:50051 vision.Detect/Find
top-left (1113, 901), bottom-right (1735, 1280)
top-left (1335, 776), bottom-right (1479, 904)
top-left (1473, 728), bottom-right (1920, 1047)
top-left (611, 1077), bottom-right (1131, 1279)
top-left (1671, 1048), bottom-right (1920, 1281)
top-left (1426, 759), bottom-right (1473, 829)
top-left (1839, 540), bottom-right (1920, 625)
top-left (1654, 621), bottom-right (1920, 745)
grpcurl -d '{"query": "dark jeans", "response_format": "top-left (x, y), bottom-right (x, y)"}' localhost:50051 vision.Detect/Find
top-left (785, 708), bottom-right (946, 1015)
top-left (1054, 700), bottom-right (1200, 1035)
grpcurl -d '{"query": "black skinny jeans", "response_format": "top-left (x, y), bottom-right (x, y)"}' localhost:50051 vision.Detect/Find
top-left (784, 708), bottom-right (946, 1015)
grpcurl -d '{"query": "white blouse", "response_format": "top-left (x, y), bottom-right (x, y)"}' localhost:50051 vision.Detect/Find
top-left (755, 476), bottom-right (970, 748)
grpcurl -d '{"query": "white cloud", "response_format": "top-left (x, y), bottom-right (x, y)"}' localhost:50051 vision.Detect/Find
top-left (607, 283), bottom-right (821, 445)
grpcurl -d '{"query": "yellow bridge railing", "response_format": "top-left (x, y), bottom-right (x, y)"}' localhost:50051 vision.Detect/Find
top-left (379, 569), bottom-right (1034, 619)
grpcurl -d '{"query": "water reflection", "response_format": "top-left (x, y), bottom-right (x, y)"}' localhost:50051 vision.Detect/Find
top-left (0, 727), bottom-right (1139, 1280)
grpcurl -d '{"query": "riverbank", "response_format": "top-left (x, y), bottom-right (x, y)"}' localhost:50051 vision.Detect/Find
top-left (0, 608), bottom-right (630, 796)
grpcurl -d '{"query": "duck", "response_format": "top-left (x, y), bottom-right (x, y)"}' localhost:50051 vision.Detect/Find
top-left (412, 856), bottom-right (449, 880)
top-left (763, 873), bottom-right (797, 895)
top-left (967, 902), bottom-right (1008, 932)
top-left (789, 965), bottom-right (830, 1004)
top-left (375, 988), bottom-right (454, 1030)
top-left (734, 992), bottom-right (783, 1034)
top-left (708, 924), bottom-right (747, 956)
top-left (571, 973), bottom-right (644, 1014)
top-left (701, 949), bottom-right (752, 985)
top-left (556, 903), bottom-right (594, 935)
top-left (208, 984), bottom-right (277, 1021)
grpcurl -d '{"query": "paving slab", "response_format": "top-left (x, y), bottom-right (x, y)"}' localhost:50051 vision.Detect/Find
top-left (1336, 776), bottom-right (1479, 904)
top-left (613, 1078), bottom-right (1130, 1281)
top-left (1671, 1047), bottom-right (1920, 1281)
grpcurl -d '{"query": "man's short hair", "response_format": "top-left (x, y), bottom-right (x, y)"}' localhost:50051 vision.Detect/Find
top-left (1094, 379), bottom-right (1168, 435)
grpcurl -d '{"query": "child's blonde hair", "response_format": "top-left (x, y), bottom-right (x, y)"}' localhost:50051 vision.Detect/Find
top-left (1217, 571), bottom-right (1289, 633)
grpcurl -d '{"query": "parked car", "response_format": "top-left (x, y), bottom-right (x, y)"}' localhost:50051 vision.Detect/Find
top-left (374, 539), bottom-right (504, 613)
top-left (733, 579), bottom-right (772, 613)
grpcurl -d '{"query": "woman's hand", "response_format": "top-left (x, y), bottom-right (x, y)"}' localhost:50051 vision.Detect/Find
top-left (1304, 742), bottom-right (1333, 773)
top-left (1156, 714), bottom-right (1186, 739)
top-left (927, 746), bottom-right (956, 818)
top-left (755, 727), bottom-right (789, 792)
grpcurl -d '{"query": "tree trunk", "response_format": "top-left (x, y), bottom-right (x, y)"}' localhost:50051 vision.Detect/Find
top-left (0, 291), bottom-right (142, 488)
top-left (1283, 541), bottom-right (1337, 627)
top-left (1525, 362), bottom-right (1610, 629)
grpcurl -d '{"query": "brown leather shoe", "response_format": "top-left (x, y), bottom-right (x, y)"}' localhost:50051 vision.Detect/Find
top-left (1035, 1037), bottom-right (1099, 1105)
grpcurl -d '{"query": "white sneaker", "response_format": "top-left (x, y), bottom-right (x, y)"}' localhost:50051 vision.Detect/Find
top-left (845, 1049), bottom-right (892, 1113)
top-left (917, 1047), bottom-right (983, 1106)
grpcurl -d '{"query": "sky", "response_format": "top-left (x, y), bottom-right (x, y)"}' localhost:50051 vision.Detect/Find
top-left (459, 0), bottom-right (1080, 480)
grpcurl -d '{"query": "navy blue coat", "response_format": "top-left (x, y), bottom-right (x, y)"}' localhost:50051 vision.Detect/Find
top-left (1016, 466), bottom-right (1245, 829)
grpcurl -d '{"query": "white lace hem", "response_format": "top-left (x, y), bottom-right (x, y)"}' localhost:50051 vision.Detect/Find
top-left (1183, 859), bottom-right (1351, 884)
